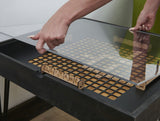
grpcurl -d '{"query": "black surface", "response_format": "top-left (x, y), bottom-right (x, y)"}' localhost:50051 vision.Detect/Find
top-left (3, 79), bottom-right (10, 120)
top-left (0, 18), bottom-right (160, 121)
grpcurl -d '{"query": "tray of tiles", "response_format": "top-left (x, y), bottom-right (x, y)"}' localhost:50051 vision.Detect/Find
top-left (18, 19), bottom-right (160, 101)
top-left (28, 34), bottom-right (160, 101)
top-left (28, 52), bottom-right (134, 101)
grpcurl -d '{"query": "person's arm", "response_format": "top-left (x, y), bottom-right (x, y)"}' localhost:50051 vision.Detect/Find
top-left (31, 0), bottom-right (112, 54)
top-left (130, 0), bottom-right (160, 31)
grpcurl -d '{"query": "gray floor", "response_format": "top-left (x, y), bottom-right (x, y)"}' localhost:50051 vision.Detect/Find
top-left (31, 107), bottom-right (80, 121)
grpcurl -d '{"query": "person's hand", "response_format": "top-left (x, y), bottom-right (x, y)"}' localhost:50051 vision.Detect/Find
top-left (129, 10), bottom-right (156, 32)
top-left (29, 16), bottom-right (69, 54)
top-left (28, 0), bottom-right (113, 54)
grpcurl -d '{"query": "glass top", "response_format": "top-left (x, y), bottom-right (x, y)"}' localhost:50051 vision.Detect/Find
top-left (0, 32), bottom-right (12, 43)
top-left (54, 19), bottom-right (160, 84)
top-left (17, 18), bottom-right (160, 84)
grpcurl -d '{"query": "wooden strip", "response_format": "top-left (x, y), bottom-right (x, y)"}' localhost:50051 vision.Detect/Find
top-left (136, 74), bottom-right (160, 91)
top-left (41, 64), bottom-right (85, 89)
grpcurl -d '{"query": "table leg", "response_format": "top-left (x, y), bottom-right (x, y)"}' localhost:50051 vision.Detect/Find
top-left (0, 93), bottom-right (2, 120)
top-left (3, 79), bottom-right (10, 119)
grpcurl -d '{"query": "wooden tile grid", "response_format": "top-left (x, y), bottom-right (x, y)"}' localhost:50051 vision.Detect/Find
top-left (55, 38), bottom-right (160, 81)
top-left (28, 52), bottom-right (134, 101)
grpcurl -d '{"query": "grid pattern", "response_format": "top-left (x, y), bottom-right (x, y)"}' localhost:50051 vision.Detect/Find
top-left (120, 49), bottom-right (160, 64)
top-left (28, 52), bottom-right (134, 101)
top-left (56, 38), bottom-right (160, 80)
top-left (56, 38), bottom-right (133, 80)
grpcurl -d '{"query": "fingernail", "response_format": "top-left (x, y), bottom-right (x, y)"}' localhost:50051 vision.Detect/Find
top-left (39, 49), bottom-right (46, 54)
top-left (129, 28), bottom-right (134, 31)
top-left (27, 35), bottom-right (35, 38)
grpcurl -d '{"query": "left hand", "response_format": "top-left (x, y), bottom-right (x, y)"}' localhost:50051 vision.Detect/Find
top-left (129, 10), bottom-right (156, 31)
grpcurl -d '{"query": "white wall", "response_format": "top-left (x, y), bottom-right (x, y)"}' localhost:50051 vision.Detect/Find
top-left (86, 0), bottom-right (133, 27)
top-left (0, 0), bottom-right (133, 27)
top-left (0, 0), bottom-right (133, 110)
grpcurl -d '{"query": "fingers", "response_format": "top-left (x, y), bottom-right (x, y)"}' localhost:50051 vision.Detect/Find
top-left (129, 20), bottom-right (142, 31)
top-left (129, 25), bottom-right (150, 32)
top-left (129, 27), bottom-right (135, 31)
top-left (129, 26), bottom-right (139, 31)
top-left (36, 38), bottom-right (46, 54)
top-left (147, 25), bottom-right (152, 31)
top-left (29, 31), bottom-right (65, 54)
top-left (36, 36), bottom-right (65, 54)
top-left (47, 40), bottom-right (55, 50)
top-left (47, 38), bottom-right (64, 50)
top-left (129, 23), bottom-right (140, 31)
top-left (145, 26), bottom-right (149, 31)
top-left (28, 33), bottom-right (40, 40)
top-left (141, 25), bottom-right (148, 31)
top-left (28, 33), bottom-right (46, 54)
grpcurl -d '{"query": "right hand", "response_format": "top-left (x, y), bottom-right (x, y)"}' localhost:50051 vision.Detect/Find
top-left (30, 15), bottom-right (69, 54)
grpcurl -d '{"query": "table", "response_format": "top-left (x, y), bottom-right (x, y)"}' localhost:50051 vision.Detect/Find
top-left (0, 18), bottom-right (160, 121)
top-left (0, 32), bottom-right (12, 121)
top-left (0, 24), bottom-right (42, 121)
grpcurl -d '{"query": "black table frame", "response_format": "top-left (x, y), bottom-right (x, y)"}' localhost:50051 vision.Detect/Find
top-left (0, 79), bottom-right (10, 121)
top-left (0, 91), bottom-right (2, 120)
